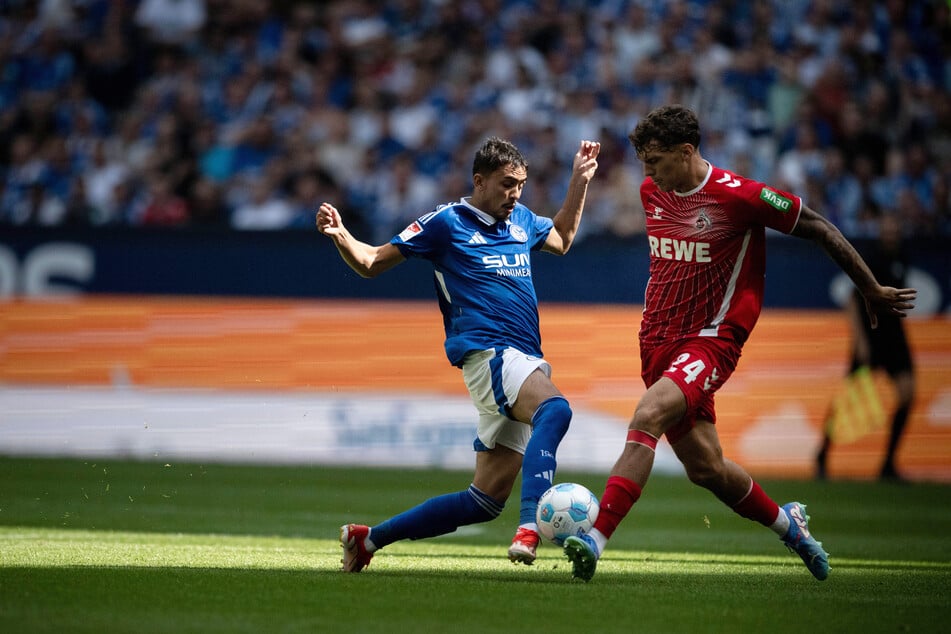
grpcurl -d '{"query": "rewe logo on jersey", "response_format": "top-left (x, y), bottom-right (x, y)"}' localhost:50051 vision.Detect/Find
top-left (648, 235), bottom-right (711, 262)
top-left (468, 232), bottom-right (488, 244)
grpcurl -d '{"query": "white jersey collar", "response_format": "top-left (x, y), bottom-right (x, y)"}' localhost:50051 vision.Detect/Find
top-left (461, 197), bottom-right (502, 226)
top-left (674, 161), bottom-right (713, 197)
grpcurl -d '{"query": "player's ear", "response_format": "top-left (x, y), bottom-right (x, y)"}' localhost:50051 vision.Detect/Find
top-left (681, 143), bottom-right (695, 160)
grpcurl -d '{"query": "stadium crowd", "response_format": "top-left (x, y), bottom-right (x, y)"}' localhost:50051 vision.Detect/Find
top-left (1, 0), bottom-right (948, 242)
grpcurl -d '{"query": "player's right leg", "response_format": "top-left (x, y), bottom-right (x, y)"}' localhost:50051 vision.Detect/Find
top-left (340, 523), bottom-right (374, 572)
top-left (779, 502), bottom-right (830, 580)
top-left (462, 348), bottom-right (556, 564)
top-left (565, 378), bottom-right (685, 580)
top-left (507, 369), bottom-right (573, 565)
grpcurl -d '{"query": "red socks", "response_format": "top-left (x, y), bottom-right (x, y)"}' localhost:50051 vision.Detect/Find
top-left (592, 475), bottom-right (642, 539)
top-left (592, 476), bottom-right (780, 539)
top-left (731, 480), bottom-right (780, 526)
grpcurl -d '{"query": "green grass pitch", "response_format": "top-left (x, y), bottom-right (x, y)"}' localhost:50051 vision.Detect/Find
top-left (1, 456), bottom-right (949, 633)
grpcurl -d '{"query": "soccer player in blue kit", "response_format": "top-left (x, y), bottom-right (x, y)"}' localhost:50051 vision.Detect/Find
top-left (318, 137), bottom-right (601, 572)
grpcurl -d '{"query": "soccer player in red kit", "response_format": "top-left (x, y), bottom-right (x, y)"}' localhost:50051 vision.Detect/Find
top-left (563, 105), bottom-right (917, 582)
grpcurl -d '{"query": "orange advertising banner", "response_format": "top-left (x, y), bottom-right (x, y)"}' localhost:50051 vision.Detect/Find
top-left (2, 297), bottom-right (949, 481)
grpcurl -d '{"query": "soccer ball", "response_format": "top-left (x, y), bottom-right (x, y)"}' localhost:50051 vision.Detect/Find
top-left (535, 482), bottom-right (599, 546)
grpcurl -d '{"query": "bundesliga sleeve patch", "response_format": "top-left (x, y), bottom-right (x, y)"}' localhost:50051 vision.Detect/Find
top-left (398, 221), bottom-right (424, 242)
top-left (759, 187), bottom-right (793, 213)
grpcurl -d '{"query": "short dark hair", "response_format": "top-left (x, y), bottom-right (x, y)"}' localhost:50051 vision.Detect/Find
top-left (629, 105), bottom-right (701, 156)
top-left (473, 137), bottom-right (528, 176)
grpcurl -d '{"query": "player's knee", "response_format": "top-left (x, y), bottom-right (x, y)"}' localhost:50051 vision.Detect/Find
top-left (631, 400), bottom-right (671, 437)
top-left (533, 396), bottom-right (572, 437)
top-left (683, 458), bottom-right (725, 490)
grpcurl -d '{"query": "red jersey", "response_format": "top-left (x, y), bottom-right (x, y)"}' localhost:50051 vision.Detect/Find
top-left (638, 162), bottom-right (801, 349)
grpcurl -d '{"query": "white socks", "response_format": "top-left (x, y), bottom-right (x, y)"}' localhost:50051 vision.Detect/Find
top-left (769, 508), bottom-right (790, 537)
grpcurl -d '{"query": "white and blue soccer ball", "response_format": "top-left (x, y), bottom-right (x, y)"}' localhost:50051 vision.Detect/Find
top-left (535, 482), bottom-right (600, 546)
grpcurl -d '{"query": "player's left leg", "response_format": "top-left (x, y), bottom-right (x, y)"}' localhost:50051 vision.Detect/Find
top-left (507, 369), bottom-right (572, 564)
top-left (340, 446), bottom-right (519, 571)
top-left (672, 422), bottom-right (829, 580)
top-left (373, 446), bottom-right (519, 546)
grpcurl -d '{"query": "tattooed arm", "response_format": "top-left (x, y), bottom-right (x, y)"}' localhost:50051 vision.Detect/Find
top-left (791, 205), bottom-right (916, 328)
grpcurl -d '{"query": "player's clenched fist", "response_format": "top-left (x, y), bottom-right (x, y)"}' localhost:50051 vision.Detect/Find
top-left (316, 202), bottom-right (343, 235)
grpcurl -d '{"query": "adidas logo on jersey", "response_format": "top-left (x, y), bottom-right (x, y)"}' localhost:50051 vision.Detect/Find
top-left (468, 232), bottom-right (488, 244)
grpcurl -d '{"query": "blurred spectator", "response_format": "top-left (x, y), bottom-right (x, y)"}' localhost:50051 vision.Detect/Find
top-left (835, 100), bottom-right (889, 175)
top-left (39, 136), bottom-right (73, 201)
top-left (134, 0), bottom-right (206, 48)
top-left (821, 147), bottom-right (863, 235)
top-left (775, 122), bottom-right (825, 194)
top-left (60, 176), bottom-right (97, 226)
top-left (82, 139), bottom-right (129, 223)
top-left (81, 21), bottom-right (139, 111)
top-left (230, 173), bottom-right (294, 230)
top-left (370, 151), bottom-right (438, 241)
top-left (18, 25), bottom-right (75, 94)
top-left (314, 107), bottom-right (365, 188)
top-left (187, 177), bottom-right (228, 228)
top-left (612, 4), bottom-right (660, 75)
top-left (1, 133), bottom-right (47, 223)
top-left (136, 171), bottom-right (189, 226)
top-left (870, 148), bottom-right (910, 215)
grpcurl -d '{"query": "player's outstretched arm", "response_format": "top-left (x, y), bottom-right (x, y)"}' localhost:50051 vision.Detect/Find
top-left (316, 202), bottom-right (405, 278)
top-left (791, 205), bottom-right (916, 327)
top-left (543, 140), bottom-right (601, 255)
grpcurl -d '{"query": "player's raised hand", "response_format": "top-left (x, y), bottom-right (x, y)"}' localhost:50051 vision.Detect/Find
top-left (316, 202), bottom-right (344, 236)
top-left (863, 285), bottom-right (917, 329)
top-left (573, 140), bottom-right (601, 182)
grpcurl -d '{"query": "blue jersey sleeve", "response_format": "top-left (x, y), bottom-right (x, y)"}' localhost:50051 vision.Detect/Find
top-left (390, 206), bottom-right (450, 260)
top-left (530, 214), bottom-right (554, 250)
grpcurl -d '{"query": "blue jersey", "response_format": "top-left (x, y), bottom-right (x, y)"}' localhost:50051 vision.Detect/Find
top-left (391, 198), bottom-right (555, 366)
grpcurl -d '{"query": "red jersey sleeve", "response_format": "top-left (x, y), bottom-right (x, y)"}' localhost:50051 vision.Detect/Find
top-left (731, 176), bottom-right (802, 235)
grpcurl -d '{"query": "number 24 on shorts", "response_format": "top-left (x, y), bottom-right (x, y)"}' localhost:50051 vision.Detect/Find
top-left (666, 353), bottom-right (720, 390)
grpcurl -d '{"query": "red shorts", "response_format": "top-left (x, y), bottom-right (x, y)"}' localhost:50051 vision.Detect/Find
top-left (640, 337), bottom-right (742, 444)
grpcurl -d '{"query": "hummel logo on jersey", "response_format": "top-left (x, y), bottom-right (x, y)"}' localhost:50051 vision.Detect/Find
top-left (716, 174), bottom-right (741, 188)
top-left (468, 232), bottom-right (488, 244)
